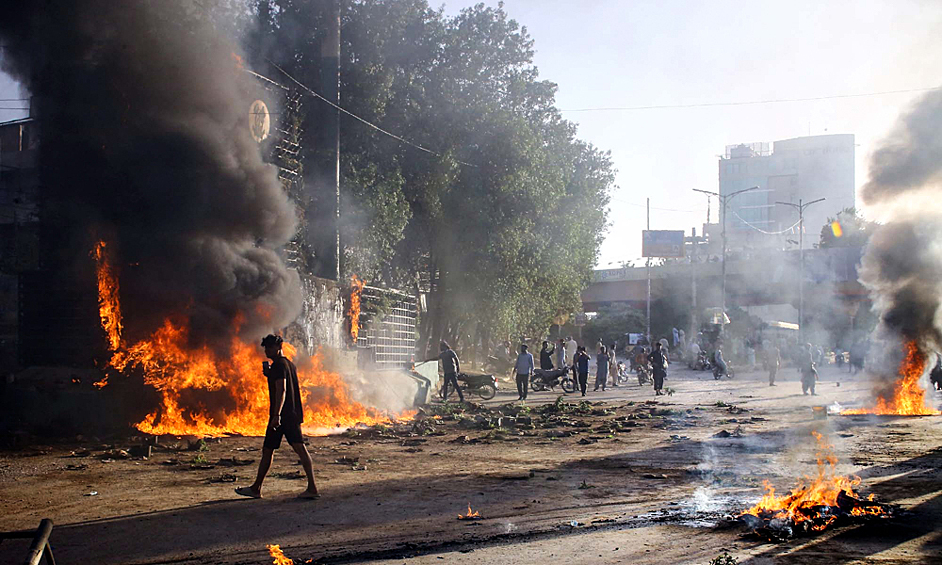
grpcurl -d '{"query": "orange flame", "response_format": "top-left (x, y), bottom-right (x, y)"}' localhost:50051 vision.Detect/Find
top-left (92, 241), bottom-right (123, 352)
top-left (266, 544), bottom-right (293, 565)
top-left (458, 502), bottom-right (481, 520)
top-left (231, 52), bottom-right (245, 71)
top-left (842, 341), bottom-right (941, 416)
top-left (348, 275), bottom-right (366, 343)
top-left (93, 242), bottom-right (407, 436)
top-left (742, 431), bottom-right (884, 527)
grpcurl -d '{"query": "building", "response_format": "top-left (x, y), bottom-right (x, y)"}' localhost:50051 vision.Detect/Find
top-left (719, 134), bottom-right (855, 250)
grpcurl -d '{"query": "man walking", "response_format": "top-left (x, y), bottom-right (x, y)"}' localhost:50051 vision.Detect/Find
top-left (766, 344), bottom-right (781, 386)
top-left (801, 343), bottom-right (818, 395)
top-left (439, 341), bottom-right (464, 402)
top-left (236, 334), bottom-right (318, 500)
top-left (514, 344), bottom-right (534, 401)
top-left (593, 345), bottom-right (609, 392)
top-left (649, 341), bottom-right (669, 396)
top-left (574, 346), bottom-right (590, 396)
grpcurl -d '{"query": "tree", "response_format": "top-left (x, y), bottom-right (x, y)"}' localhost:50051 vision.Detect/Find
top-left (253, 1), bottom-right (614, 354)
top-left (819, 207), bottom-right (877, 248)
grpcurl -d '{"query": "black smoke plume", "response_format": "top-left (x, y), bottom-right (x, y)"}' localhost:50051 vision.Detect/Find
top-left (0, 1), bottom-right (302, 348)
top-left (858, 89), bottom-right (942, 359)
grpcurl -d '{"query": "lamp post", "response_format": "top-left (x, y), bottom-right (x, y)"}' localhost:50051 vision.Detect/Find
top-left (775, 198), bottom-right (825, 345)
top-left (692, 186), bottom-right (759, 314)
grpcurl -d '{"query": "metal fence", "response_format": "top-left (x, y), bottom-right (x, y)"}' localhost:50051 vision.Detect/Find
top-left (355, 286), bottom-right (417, 367)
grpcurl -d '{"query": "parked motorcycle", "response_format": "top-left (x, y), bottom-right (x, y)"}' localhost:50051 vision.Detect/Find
top-left (440, 373), bottom-right (498, 400)
top-left (531, 367), bottom-right (576, 393)
top-left (692, 351), bottom-right (712, 371)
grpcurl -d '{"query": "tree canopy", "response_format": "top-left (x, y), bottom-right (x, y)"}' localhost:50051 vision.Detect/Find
top-left (251, 0), bottom-right (614, 354)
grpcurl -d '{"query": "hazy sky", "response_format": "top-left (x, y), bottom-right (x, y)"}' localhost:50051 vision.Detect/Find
top-left (443, 0), bottom-right (942, 267)
top-left (4, 1), bottom-right (941, 269)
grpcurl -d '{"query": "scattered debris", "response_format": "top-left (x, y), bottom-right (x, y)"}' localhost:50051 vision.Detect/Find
top-left (578, 480), bottom-right (595, 489)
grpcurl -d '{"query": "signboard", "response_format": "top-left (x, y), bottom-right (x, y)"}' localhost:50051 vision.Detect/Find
top-left (628, 333), bottom-right (645, 345)
top-left (249, 99), bottom-right (271, 143)
top-left (642, 230), bottom-right (685, 258)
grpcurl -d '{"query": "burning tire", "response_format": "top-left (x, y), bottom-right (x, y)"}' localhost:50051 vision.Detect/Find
top-left (478, 383), bottom-right (497, 400)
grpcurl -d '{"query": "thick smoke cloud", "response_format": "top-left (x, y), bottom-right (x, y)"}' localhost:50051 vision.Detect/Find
top-left (0, 1), bottom-right (302, 347)
top-left (858, 89), bottom-right (942, 356)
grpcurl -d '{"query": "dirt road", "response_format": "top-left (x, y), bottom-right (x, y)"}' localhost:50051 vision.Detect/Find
top-left (2, 364), bottom-right (940, 564)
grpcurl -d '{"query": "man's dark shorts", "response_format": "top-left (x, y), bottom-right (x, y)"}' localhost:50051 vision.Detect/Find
top-left (263, 419), bottom-right (304, 450)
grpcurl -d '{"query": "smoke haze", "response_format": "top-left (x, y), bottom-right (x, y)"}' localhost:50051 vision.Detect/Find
top-left (858, 90), bottom-right (942, 360)
top-left (0, 1), bottom-right (302, 347)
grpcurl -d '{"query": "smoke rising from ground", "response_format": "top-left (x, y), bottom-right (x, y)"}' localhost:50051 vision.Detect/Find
top-left (858, 90), bottom-right (942, 360)
top-left (0, 1), bottom-right (301, 348)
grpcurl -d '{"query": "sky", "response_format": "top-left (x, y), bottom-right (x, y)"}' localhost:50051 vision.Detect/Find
top-left (4, 0), bottom-right (941, 269)
top-left (441, 0), bottom-right (942, 267)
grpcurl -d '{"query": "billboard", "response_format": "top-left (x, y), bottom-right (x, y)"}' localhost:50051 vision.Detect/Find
top-left (642, 230), bottom-right (686, 258)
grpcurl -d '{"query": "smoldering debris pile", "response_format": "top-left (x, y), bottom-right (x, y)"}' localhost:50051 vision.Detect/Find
top-left (736, 432), bottom-right (893, 541)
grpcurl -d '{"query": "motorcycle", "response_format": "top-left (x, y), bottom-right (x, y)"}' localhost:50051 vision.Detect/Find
top-left (636, 362), bottom-right (652, 386)
top-left (440, 373), bottom-right (498, 400)
top-left (692, 351), bottom-right (712, 371)
top-left (531, 367), bottom-right (576, 393)
top-left (615, 361), bottom-right (632, 385)
top-left (712, 361), bottom-right (735, 380)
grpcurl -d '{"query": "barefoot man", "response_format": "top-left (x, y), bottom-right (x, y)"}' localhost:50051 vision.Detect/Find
top-left (236, 334), bottom-right (318, 499)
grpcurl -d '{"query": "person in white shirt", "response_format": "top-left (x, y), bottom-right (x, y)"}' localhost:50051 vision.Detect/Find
top-left (514, 344), bottom-right (535, 401)
top-left (565, 336), bottom-right (578, 365)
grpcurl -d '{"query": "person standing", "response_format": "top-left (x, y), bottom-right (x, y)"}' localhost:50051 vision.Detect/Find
top-left (514, 344), bottom-right (534, 401)
top-left (574, 346), bottom-right (590, 396)
top-left (539, 340), bottom-right (556, 370)
top-left (593, 345), bottom-right (610, 392)
top-left (766, 345), bottom-right (781, 387)
top-left (555, 338), bottom-right (567, 369)
top-left (649, 341), bottom-right (669, 396)
top-left (438, 341), bottom-right (464, 402)
top-left (801, 343), bottom-right (818, 395)
top-left (608, 342), bottom-right (618, 387)
top-left (236, 334), bottom-right (318, 500)
top-left (566, 336), bottom-right (578, 365)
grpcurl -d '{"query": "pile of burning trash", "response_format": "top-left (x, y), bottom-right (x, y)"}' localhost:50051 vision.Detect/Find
top-left (738, 432), bottom-right (893, 541)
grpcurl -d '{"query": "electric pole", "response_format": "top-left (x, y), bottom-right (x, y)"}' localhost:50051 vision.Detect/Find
top-left (692, 186), bottom-right (759, 314)
top-left (776, 197), bottom-right (826, 345)
top-left (646, 197), bottom-right (651, 342)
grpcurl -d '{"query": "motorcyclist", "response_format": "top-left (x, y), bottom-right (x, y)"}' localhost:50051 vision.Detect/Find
top-left (714, 346), bottom-right (728, 378)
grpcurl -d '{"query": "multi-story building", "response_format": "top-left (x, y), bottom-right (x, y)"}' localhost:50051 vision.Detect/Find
top-left (718, 134), bottom-right (855, 250)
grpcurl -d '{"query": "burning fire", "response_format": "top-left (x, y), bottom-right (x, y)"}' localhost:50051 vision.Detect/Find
top-left (742, 431), bottom-right (885, 530)
top-left (457, 502), bottom-right (482, 520)
top-left (348, 275), bottom-right (366, 343)
top-left (93, 242), bottom-right (403, 436)
top-left (842, 341), bottom-right (941, 416)
top-left (92, 241), bottom-right (123, 388)
top-left (266, 544), bottom-right (293, 565)
top-left (231, 52), bottom-right (244, 71)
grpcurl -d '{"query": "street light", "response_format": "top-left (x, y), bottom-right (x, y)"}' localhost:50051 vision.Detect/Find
top-left (693, 186), bottom-right (759, 314)
top-left (775, 197), bottom-right (826, 344)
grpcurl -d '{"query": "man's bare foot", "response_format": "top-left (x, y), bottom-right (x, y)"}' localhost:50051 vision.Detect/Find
top-left (235, 486), bottom-right (262, 499)
top-left (297, 488), bottom-right (319, 499)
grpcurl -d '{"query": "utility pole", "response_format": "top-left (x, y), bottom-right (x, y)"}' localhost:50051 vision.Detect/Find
top-left (692, 186), bottom-right (759, 314)
top-left (646, 198), bottom-right (651, 342)
top-left (686, 227), bottom-right (704, 343)
top-left (775, 197), bottom-right (826, 344)
top-left (319, 0), bottom-right (341, 281)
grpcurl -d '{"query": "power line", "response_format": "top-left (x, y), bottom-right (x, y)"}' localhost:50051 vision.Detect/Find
top-left (610, 197), bottom-right (698, 213)
top-left (267, 61), bottom-right (477, 168)
top-left (730, 208), bottom-right (801, 235)
top-left (560, 85), bottom-right (941, 113)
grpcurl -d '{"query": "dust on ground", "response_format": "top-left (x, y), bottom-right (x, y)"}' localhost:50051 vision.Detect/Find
top-left (1, 365), bottom-right (940, 564)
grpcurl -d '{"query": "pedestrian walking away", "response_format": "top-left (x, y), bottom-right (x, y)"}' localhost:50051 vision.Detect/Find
top-left (593, 345), bottom-right (609, 392)
top-left (540, 340), bottom-right (555, 370)
top-left (574, 346), bottom-right (590, 396)
top-left (800, 343), bottom-right (818, 395)
top-left (608, 342), bottom-right (618, 387)
top-left (235, 334), bottom-right (319, 500)
top-left (649, 341), bottom-right (669, 396)
top-left (767, 345), bottom-right (781, 386)
top-left (514, 344), bottom-right (535, 400)
top-left (438, 341), bottom-right (464, 402)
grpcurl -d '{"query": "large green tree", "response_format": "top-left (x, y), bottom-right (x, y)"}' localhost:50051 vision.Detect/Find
top-left (253, 0), bottom-right (614, 354)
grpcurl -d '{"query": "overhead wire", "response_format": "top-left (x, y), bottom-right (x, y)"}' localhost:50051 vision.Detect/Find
top-left (560, 85), bottom-right (941, 113)
top-left (730, 208), bottom-right (802, 235)
top-left (267, 61), bottom-right (477, 168)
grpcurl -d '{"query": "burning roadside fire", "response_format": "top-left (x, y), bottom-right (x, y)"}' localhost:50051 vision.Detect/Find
top-left (348, 275), bottom-right (366, 343)
top-left (266, 544), bottom-right (293, 565)
top-left (458, 502), bottom-right (482, 520)
top-left (94, 242), bottom-right (405, 436)
top-left (842, 341), bottom-right (941, 416)
top-left (740, 431), bottom-right (889, 539)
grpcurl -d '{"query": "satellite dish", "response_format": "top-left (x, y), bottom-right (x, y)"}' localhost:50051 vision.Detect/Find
top-left (249, 99), bottom-right (270, 143)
